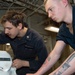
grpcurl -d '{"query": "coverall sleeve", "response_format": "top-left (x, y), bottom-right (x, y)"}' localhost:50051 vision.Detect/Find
top-left (29, 38), bottom-right (48, 71)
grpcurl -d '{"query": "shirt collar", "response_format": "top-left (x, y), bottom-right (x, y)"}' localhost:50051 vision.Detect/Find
top-left (24, 28), bottom-right (31, 41)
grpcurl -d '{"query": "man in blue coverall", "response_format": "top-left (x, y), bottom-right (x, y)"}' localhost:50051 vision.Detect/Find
top-left (0, 10), bottom-right (48, 75)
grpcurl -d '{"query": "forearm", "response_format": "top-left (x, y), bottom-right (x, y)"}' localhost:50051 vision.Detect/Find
top-left (35, 51), bottom-right (60, 75)
top-left (49, 51), bottom-right (75, 75)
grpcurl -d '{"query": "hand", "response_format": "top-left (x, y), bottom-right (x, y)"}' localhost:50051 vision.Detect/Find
top-left (26, 73), bottom-right (35, 75)
top-left (12, 59), bottom-right (23, 69)
top-left (26, 73), bottom-right (39, 75)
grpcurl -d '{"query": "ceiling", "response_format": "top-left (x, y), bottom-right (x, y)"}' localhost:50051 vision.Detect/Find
top-left (0, 0), bottom-right (74, 15)
top-left (0, 0), bottom-right (48, 28)
top-left (0, 0), bottom-right (46, 16)
top-left (0, 0), bottom-right (75, 32)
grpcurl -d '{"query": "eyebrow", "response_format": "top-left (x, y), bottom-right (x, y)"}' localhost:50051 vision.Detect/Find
top-left (44, 0), bottom-right (48, 5)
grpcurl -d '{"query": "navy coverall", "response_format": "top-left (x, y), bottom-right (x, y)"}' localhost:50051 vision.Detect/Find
top-left (0, 28), bottom-right (48, 75)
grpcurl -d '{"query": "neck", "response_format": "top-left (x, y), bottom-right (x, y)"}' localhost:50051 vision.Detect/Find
top-left (64, 5), bottom-right (72, 24)
top-left (66, 24), bottom-right (73, 34)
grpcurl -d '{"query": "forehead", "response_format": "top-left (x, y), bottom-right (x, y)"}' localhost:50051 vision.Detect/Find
top-left (45, 0), bottom-right (56, 11)
top-left (45, 0), bottom-right (59, 11)
top-left (3, 21), bottom-right (14, 27)
top-left (45, 0), bottom-right (60, 6)
top-left (44, 0), bottom-right (54, 5)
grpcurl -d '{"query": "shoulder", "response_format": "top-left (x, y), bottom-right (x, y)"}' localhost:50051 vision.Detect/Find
top-left (26, 28), bottom-right (43, 43)
top-left (28, 28), bottom-right (42, 38)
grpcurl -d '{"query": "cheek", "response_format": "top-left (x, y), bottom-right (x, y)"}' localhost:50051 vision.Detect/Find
top-left (56, 7), bottom-right (62, 17)
top-left (11, 29), bottom-right (18, 35)
top-left (11, 31), bottom-right (18, 38)
top-left (57, 7), bottom-right (61, 14)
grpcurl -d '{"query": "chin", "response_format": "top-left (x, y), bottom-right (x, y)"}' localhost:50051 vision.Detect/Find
top-left (56, 20), bottom-right (61, 23)
top-left (9, 36), bottom-right (15, 39)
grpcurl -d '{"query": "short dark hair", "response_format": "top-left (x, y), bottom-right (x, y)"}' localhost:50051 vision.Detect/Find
top-left (44, 0), bottom-right (48, 5)
top-left (0, 10), bottom-right (28, 28)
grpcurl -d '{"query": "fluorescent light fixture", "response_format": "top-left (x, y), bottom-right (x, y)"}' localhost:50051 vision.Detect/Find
top-left (45, 26), bottom-right (59, 33)
top-left (6, 43), bottom-right (10, 46)
top-left (74, 0), bottom-right (75, 3)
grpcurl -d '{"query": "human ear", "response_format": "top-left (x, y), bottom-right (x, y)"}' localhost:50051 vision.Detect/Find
top-left (62, 0), bottom-right (68, 7)
top-left (18, 23), bottom-right (22, 29)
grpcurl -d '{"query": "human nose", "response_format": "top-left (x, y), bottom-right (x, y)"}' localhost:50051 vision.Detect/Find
top-left (5, 29), bottom-right (9, 34)
top-left (48, 12), bottom-right (53, 18)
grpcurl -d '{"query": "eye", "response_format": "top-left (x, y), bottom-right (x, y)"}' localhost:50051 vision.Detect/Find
top-left (4, 27), bottom-right (12, 30)
top-left (48, 8), bottom-right (52, 11)
top-left (8, 28), bottom-right (12, 30)
top-left (48, 7), bottom-right (54, 12)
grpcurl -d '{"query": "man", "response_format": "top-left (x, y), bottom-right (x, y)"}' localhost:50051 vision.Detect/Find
top-left (26, 0), bottom-right (75, 75)
top-left (0, 10), bottom-right (48, 75)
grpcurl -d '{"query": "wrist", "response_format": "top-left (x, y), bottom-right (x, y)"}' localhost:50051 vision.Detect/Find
top-left (22, 60), bottom-right (29, 67)
top-left (35, 72), bottom-right (42, 75)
